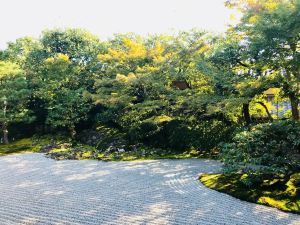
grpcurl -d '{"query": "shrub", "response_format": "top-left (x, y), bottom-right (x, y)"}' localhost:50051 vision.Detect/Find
top-left (127, 121), bottom-right (160, 145)
top-left (158, 120), bottom-right (193, 151)
top-left (78, 125), bottom-right (127, 152)
top-left (128, 118), bottom-right (235, 153)
top-left (127, 119), bottom-right (194, 152)
top-left (220, 120), bottom-right (300, 174)
top-left (191, 119), bottom-right (235, 152)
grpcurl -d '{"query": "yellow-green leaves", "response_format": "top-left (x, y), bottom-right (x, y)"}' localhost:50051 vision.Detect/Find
top-left (116, 72), bottom-right (137, 83)
top-left (0, 61), bottom-right (23, 79)
top-left (45, 53), bottom-right (70, 64)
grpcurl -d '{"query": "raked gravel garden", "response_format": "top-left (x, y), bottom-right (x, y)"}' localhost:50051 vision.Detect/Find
top-left (0, 153), bottom-right (299, 225)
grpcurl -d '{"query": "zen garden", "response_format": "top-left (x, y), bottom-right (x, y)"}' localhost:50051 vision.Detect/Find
top-left (0, 0), bottom-right (299, 224)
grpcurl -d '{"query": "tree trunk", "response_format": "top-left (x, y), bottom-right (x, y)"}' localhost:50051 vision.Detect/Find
top-left (289, 94), bottom-right (300, 121)
top-left (256, 102), bottom-right (273, 122)
top-left (242, 103), bottom-right (251, 125)
top-left (2, 123), bottom-right (9, 144)
top-left (70, 126), bottom-right (76, 139)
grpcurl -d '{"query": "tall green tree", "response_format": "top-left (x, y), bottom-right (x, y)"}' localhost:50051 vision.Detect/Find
top-left (0, 61), bottom-right (32, 143)
top-left (227, 0), bottom-right (300, 120)
top-left (204, 34), bottom-right (265, 124)
top-left (20, 29), bottom-right (104, 134)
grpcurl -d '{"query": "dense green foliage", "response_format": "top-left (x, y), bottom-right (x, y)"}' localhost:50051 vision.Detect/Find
top-left (0, 61), bottom-right (32, 144)
top-left (221, 121), bottom-right (300, 174)
top-left (0, 1), bottom-right (299, 179)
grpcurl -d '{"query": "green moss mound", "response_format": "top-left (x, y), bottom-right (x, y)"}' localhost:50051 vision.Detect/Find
top-left (200, 173), bottom-right (300, 214)
top-left (0, 136), bottom-right (60, 156)
top-left (0, 138), bottom-right (40, 156)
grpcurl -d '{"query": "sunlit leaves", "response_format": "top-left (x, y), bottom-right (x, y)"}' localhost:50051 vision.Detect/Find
top-left (0, 61), bottom-right (23, 79)
top-left (0, 61), bottom-right (32, 126)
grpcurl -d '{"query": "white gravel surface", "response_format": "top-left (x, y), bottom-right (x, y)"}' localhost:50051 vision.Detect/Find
top-left (0, 153), bottom-right (299, 225)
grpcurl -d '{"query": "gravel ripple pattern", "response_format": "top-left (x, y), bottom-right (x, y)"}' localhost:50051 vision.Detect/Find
top-left (0, 153), bottom-right (299, 225)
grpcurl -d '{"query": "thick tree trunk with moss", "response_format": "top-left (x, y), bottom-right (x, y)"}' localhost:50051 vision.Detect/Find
top-left (242, 103), bottom-right (251, 125)
top-left (2, 123), bottom-right (9, 144)
top-left (289, 94), bottom-right (299, 121)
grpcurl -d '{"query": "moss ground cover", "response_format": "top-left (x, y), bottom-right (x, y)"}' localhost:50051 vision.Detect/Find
top-left (200, 173), bottom-right (300, 214)
top-left (0, 138), bottom-right (41, 156)
top-left (0, 137), bottom-right (216, 162)
top-left (46, 146), bottom-right (216, 161)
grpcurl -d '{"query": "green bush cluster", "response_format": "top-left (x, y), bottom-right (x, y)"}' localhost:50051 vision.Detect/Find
top-left (127, 119), bottom-right (235, 153)
top-left (78, 125), bottom-right (127, 152)
top-left (220, 120), bottom-right (300, 174)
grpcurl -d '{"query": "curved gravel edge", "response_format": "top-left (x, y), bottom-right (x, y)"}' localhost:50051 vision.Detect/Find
top-left (0, 153), bottom-right (299, 225)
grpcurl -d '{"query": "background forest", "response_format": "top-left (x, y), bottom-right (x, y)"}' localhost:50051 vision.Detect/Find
top-left (0, 0), bottom-right (299, 179)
